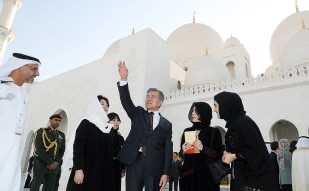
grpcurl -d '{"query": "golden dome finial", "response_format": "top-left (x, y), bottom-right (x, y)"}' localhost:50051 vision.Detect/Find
top-left (193, 11), bottom-right (196, 23)
top-left (295, 0), bottom-right (299, 12)
top-left (132, 28), bottom-right (135, 35)
top-left (301, 20), bottom-right (307, 30)
top-left (205, 47), bottom-right (209, 56)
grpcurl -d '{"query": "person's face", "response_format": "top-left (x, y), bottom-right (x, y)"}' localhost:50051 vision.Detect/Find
top-left (173, 153), bottom-right (178, 160)
top-left (275, 147), bottom-right (279, 152)
top-left (213, 101), bottom-right (220, 119)
top-left (109, 118), bottom-right (121, 129)
top-left (145, 91), bottom-right (163, 112)
top-left (50, 118), bottom-right (61, 129)
top-left (100, 99), bottom-right (109, 114)
top-left (191, 107), bottom-right (201, 122)
top-left (21, 64), bottom-right (40, 84)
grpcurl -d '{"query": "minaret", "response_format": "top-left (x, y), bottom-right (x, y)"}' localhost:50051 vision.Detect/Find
top-left (0, 0), bottom-right (22, 64)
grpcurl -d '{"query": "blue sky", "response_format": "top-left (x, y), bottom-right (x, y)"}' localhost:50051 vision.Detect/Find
top-left (1, 0), bottom-right (309, 81)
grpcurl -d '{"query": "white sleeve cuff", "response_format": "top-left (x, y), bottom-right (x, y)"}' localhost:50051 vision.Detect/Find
top-left (119, 81), bottom-right (128, 86)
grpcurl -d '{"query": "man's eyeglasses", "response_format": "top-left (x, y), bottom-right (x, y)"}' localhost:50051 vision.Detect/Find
top-left (25, 65), bottom-right (39, 72)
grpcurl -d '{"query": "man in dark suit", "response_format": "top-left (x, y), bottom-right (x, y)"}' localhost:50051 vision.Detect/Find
top-left (117, 61), bottom-right (173, 191)
top-left (270, 141), bottom-right (280, 189)
top-left (169, 152), bottom-right (182, 191)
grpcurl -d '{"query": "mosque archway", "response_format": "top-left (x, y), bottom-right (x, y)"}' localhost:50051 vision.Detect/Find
top-left (214, 126), bottom-right (226, 146)
top-left (21, 130), bottom-right (34, 173)
top-left (269, 120), bottom-right (299, 142)
top-left (245, 63), bottom-right (249, 78)
top-left (46, 109), bottom-right (68, 135)
top-left (226, 61), bottom-right (236, 80)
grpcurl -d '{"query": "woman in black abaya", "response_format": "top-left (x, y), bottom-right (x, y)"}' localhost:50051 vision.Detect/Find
top-left (66, 96), bottom-right (114, 191)
top-left (214, 91), bottom-right (279, 191)
top-left (108, 112), bottom-right (126, 191)
top-left (179, 102), bottom-right (222, 191)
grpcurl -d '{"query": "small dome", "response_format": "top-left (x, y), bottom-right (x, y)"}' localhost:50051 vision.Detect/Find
top-left (103, 39), bottom-right (120, 58)
top-left (264, 66), bottom-right (278, 76)
top-left (280, 28), bottom-right (309, 71)
top-left (269, 11), bottom-right (309, 66)
top-left (224, 36), bottom-right (240, 48)
top-left (166, 23), bottom-right (224, 69)
top-left (185, 56), bottom-right (230, 88)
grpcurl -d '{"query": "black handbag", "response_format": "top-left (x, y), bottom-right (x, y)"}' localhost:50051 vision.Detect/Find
top-left (207, 128), bottom-right (230, 184)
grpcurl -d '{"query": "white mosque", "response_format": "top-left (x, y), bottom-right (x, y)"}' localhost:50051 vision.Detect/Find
top-left (1, 0), bottom-right (309, 189)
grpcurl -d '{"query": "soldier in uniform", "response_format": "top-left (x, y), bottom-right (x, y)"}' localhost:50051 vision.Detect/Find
top-left (30, 114), bottom-right (66, 191)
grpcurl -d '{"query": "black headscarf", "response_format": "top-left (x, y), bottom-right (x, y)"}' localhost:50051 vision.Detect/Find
top-left (188, 102), bottom-right (212, 130)
top-left (214, 91), bottom-right (244, 122)
top-left (214, 91), bottom-right (246, 148)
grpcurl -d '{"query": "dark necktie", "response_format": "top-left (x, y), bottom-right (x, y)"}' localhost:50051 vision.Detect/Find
top-left (142, 112), bottom-right (154, 154)
top-left (149, 112), bottom-right (154, 132)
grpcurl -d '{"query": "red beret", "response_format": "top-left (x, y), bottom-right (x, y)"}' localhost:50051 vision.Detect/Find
top-left (49, 114), bottom-right (62, 120)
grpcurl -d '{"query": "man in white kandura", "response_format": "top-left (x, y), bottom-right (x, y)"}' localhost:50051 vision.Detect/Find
top-left (292, 136), bottom-right (309, 191)
top-left (0, 53), bottom-right (41, 191)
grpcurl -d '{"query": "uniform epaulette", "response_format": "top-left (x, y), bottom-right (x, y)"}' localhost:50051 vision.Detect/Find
top-left (34, 128), bottom-right (44, 134)
top-left (56, 129), bottom-right (64, 134)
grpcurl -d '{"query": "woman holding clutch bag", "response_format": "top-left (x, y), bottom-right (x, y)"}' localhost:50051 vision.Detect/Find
top-left (180, 102), bottom-right (222, 191)
top-left (214, 91), bottom-right (279, 191)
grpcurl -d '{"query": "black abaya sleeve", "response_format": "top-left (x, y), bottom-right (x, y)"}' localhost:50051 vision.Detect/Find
top-left (235, 116), bottom-right (268, 176)
top-left (73, 119), bottom-right (91, 171)
top-left (201, 128), bottom-right (223, 160)
top-left (119, 135), bottom-right (126, 172)
top-left (180, 130), bottom-right (185, 156)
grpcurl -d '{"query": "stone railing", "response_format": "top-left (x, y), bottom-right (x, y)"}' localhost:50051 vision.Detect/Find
top-left (165, 64), bottom-right (309, 101)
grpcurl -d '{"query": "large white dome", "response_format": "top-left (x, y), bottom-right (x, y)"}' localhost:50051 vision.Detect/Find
top-left (269, 11), bottom-right (309, 66)
top-left (280, 28), bottom-right (309, 71)
top-left (166, 23), bottom-right (224, 69)
top-left (185, 55), bottom-right (230, 88)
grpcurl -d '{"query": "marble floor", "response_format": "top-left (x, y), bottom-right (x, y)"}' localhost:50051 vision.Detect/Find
top-left (21, 170), bottom-right (229, 191)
